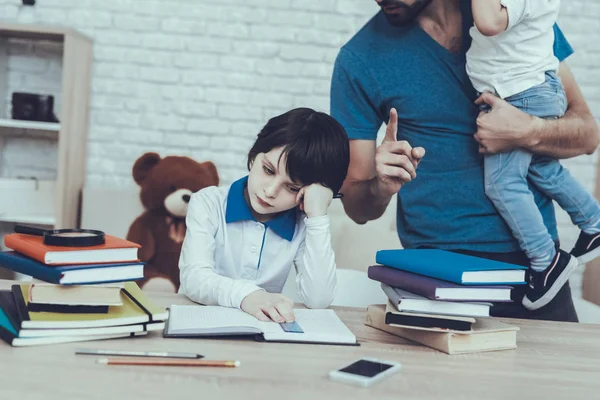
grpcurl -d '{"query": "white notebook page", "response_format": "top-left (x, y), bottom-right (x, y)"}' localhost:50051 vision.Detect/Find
top-left (262, 309), bottom-right (356, 344)
top-left (168, 305), bottom-right (264, 334)
top-left (167, 305), bottom-right (356, 344)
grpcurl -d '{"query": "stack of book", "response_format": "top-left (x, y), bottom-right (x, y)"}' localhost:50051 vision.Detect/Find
top-left (0, 233), bottom-right (168, 347)
top-left (365, 249), bottom-right (525, 354)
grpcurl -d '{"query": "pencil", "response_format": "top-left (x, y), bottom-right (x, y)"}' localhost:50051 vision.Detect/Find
top-left (96, 357), bottom-right (240, 367)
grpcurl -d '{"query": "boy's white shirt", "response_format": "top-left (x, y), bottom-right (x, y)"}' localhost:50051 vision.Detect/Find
top-left (179, 181), bottom-right (338, 310)
top-left (466, 0), bottom-right (561, 99)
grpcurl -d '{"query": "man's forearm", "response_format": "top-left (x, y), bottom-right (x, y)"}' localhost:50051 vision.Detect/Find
top-left (341, 178), bottom-right (394, 224)
top-left (525, 110), bottom-right (600, 159)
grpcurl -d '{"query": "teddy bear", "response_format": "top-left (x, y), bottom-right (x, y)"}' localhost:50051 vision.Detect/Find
top-left (126, 152), bottom-right (219, 292)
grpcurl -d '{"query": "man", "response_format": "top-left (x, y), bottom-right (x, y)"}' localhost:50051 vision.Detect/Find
top-left (330, 0), bottom-right (600, 321)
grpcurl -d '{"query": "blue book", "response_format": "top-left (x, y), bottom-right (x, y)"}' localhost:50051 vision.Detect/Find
top-left (0, 251), bottom-right (144, 285)
top-left (375, 249), bottom-right (527, 285)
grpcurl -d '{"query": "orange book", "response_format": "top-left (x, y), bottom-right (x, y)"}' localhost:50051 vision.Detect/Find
top-left (4, 234), bottom-right (140, 265)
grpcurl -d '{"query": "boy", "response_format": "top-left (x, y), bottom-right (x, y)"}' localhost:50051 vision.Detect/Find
top-left (179, 108), bottom-right (350, 322)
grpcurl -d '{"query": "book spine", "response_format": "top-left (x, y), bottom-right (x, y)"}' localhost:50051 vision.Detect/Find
top-left (365, 305), bottom-right (450, 354)
top-left (368, 266), bottom-right (438, 299)
top-left (4, 236), bottom-right (48, 264)
top-left (10, 285), bottom-right (30, 328)
top-left (0, 293), bottom-right (22, 333)
top-left (0, 253), bottom-right (61, 283)
top-left (0, 326), bottom-right (16, 345)
top-left (381, 284), bottom-right (401, 307)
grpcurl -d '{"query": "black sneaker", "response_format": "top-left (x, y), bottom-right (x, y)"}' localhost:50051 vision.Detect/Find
top-left (522, 250), bottom-right (579, 311)
top-left (570, 230), bottom-right (600, 264)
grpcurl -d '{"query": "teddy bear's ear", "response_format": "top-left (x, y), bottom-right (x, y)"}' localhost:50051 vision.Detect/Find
top-left (200, 161), bottom-right (220, 186)
top-left (132, 152), bottom-right (161, 185)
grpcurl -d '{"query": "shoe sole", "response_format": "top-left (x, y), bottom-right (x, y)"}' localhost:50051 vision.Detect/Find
top-left (576, 245), bottom-right (600, 265)
top-left (522, 256), bottom-right (579, 311)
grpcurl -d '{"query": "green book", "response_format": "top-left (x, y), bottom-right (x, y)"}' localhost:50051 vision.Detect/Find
top-left (12, 282), bottom-right (168, 329)
top-left (0, 290), bottom-right (162, 347)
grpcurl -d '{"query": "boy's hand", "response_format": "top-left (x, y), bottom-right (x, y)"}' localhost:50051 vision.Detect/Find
top-left (375, 108), bottom-right (425, 198)
top-left (240, 290), bottom-right (295, 323)
top-left (296, 184), bottom-right (333, 218)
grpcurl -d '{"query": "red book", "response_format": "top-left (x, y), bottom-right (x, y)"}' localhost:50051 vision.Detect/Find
top-left (4, 234), bottom-right (140, 265)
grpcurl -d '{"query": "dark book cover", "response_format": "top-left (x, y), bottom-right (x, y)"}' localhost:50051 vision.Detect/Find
top-left (11, 285), bottom-right (29, 328)
top-left (27, 303), bottom-right (109, 314)
top-left (0, 291), bottom-right (19, 343)
top-left (368, 265), bottom-right (513, 302)
top-left (0, 251), bottom-right (144, 285)
top-left (384, 312), bottom-right (473, 331)
top-left (0, 252), bottom-right (63, 283)
top-left (0, 291), bottom-right (21, 331)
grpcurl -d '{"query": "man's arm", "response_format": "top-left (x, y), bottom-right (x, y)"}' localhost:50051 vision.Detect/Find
top-left (471, 0), bottom-right (508, 36)
top-left (527, 63), bottom-right (600, 157)
top-left (474, 63), bottom-right (600, 158)
top-left (341, 109), bottom-right (424, 225)
top-left (341, 140), bottom-right (390, 224)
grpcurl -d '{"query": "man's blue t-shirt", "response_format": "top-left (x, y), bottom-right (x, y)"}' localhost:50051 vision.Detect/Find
top-left (330, 4), bottom-right (574, 253)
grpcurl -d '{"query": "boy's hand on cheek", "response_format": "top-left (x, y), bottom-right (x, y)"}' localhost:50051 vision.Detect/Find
top-left (240, 290), bottom-right (295, 323)
top-left (297, 184), bottom-right (333, 218)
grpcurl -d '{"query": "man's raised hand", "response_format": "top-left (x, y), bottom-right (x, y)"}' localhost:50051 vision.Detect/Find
top-left (374, 108), bottom-right (425, 197)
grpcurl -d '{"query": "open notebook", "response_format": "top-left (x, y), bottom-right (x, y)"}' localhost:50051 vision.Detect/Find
top-left (163, 305), bottom-right (358, 346)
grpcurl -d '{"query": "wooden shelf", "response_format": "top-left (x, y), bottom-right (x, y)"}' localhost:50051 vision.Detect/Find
top-left (0, 179), bottom-right (57, 227)
top-left (0, 118), bottom-right (60, 132)
top-left (0, 213), bottom-right (55, 226)
top-left (0, 23), bottom-right (92, 43)
top-left (0, 22), bottom-right (93, 229)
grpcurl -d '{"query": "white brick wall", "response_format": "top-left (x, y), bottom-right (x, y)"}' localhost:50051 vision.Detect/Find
top-left (0, 0), bottom-right (598, 296)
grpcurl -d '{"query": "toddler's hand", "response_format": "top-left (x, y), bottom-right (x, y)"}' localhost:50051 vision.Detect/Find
top-left (296, 184), bottom-right (333, 218)
top-left (240, 290), bottom-right (295, 323)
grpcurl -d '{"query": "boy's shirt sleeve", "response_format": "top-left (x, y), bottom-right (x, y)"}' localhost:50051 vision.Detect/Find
top-left (330, 47), bottom-right (383, 141)
top-left (293, 215), bottom-right (337, 309)
top-left (552, 24), bottom-right (574, 62)
top-left (179, 189), bottom-right (262, 309)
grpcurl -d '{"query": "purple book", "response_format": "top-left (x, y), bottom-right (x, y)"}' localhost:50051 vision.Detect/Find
top-left (368, 265), bottom-right (513, 302)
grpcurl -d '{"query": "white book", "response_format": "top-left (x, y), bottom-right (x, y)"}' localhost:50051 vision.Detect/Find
top-left (382, 284), bottom-right (491, 318)
top-left (29, 282), bottom-right (124, 306)
top-left (365, 305), bottom-right (519, 355)
top-left (163, 305), bottom-right (357, 346)
top-left (10, 331), bottom-right (148, 347)
top-left (18, 321), bottom-right (165, 338)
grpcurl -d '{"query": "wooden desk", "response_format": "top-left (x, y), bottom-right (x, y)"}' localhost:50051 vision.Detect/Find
top-left (0, 279), bottom-right (599, 400)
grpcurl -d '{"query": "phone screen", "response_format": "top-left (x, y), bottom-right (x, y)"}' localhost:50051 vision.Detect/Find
top-left (339, 360), bottom-right (394, 378)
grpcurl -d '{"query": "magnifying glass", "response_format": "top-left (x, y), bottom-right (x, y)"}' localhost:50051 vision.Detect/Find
top-left (14, 225), bottom-right (106, 247)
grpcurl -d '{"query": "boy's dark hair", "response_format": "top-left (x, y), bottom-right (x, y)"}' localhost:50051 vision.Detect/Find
top-left (247, 108), bottom-right (350, 194)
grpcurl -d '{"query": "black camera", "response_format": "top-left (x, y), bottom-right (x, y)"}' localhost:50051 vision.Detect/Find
top-left (11, 92), bottom-right (59, 123)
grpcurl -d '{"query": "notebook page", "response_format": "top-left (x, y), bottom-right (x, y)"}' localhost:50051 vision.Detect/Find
top-left (262, 309), bottom-right (356, 344)
top-left (167, 305), bottom-right (263, 335)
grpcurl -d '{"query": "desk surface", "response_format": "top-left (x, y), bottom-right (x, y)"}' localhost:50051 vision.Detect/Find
top-left (0, 280), bottom-right (599, 400)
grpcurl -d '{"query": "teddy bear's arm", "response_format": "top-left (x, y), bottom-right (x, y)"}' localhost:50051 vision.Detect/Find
top-left (126, 218), bottom-right (156, 262)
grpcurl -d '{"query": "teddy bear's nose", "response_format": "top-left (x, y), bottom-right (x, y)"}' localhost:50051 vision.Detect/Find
top-left (183, 194), bottom-right (191, 203)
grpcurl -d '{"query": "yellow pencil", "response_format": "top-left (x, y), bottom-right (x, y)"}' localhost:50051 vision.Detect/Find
top-left (97, 357), bottom-right (240, 367)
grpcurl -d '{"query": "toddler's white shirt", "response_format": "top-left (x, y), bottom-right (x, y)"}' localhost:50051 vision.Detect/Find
top-left (466, 0), bottom-right (561, 99)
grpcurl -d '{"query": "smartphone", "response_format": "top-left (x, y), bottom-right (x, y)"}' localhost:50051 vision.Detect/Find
top-left (328, 357), bottom-right (402, 388)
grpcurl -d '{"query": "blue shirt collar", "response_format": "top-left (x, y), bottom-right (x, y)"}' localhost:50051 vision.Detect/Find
top-left (225, 176), bottom-right (297, 242)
